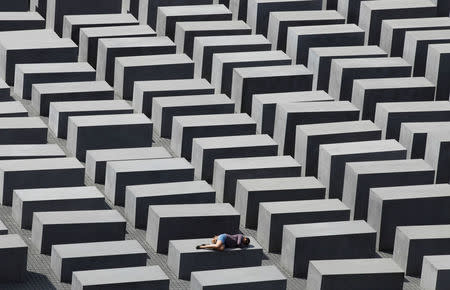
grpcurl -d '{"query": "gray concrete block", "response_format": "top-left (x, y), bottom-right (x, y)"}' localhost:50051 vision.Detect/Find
top-left (0, 144), bottom-right (65, 160)
top-left (306, 258), bottom-right (404, 290)
top-left (352, 77), bottom-right (435, 121)
top-left (12, 186), bottom-right (108, 229)
top-left (62, 13), bottom-right (138, 44)
top-left (273, 101), bottom-right (360, 156)
top-left (97, 36), bottom-right (176, 86)
top-left (67, 113), bottom-right (152, 162)
top-left (0, 234), bottom-right (27, 282)
top-left (328, 57), bottom-right (412, 101)
top-left (191, 265), bottom-right (286, 289)
top-left (114, 53), bottom-right (194, 100)
top-left (71, 266), bottom-right (169, 290)
top-left (257, 199), bottom-right (349, 252)
top-left (421, 255), bottom-right (450, 290)
top-left (393, 225), bottom-right (450, 276)
top-left (14, 62), bottom-right (95, 100)
top-left (0, 0), bottom-right (30, 11)
top-left (296, 120), bottom-right (382, 177)
top-left (78, 25), bottom-right (156, 68)
top-left (286, 24), bottom-right (365, 65)
top-left (307, 45), bottom-right (387, 91)
top-left (358, 0), bottom-right (437, 45)
top-left (399, 122), bottom-right (450, 159)
top-left (170, 113), bottom-right (256, 160)
top-left (133, 78), bottom-right (214, 117)
top-left (425, 43), bottom-right (450, 100)
top-left (49, 100), bottom-right (132, 139)
top-left (86, 147), bottom-right (171, 184)
top-left (192, 134), bottom-right (277, 182)
top-left (232, 65), bottom-right (313, 115)
top-left (318, 139), bottom-right (406, 200)
top-left (105, 158), bottom-right (194, 206)
top-left (211, 50), bottom-right (291, 97)
top-left (268, 10), bottom-right (344, 51)
top-left (236, 176), bottom-right (325, 229)
top-left (167, 237), bottom-right (262, 279)
top-left (32, 209), bottom-right (126, 255)
top-left (431, 0), bottom-right (450, 16)
top-left (0, 12), bottom-right (44, 31)
top-left (403, 29), bottom-right (450, 76)
top-left (252, 90), bottom-right (333, 137)
top-left (424, 131), bottom-right (450, 183)
top-left (194, 34), bottom-right (271, 82)
top-left (153, 94), bottom-right (235, 138)
top-left (337, 0), bottom-right (376, 25)
top-left (174, 20), bottom-right (251, 58)
top-left (368, 184), bottom-right (450, 252)
top-left (50, 239), bottom-right (147, 283)
top-left (213, 156), bottom-right (301, 205)
top-left (280, 220), bottom-right (377, 277)
top-left (147, 203), bottom-right (240, 253)
top-left (380, 17), bottom-right (450, 57)
top-left (342, 159), bottom-right (435, 221)
top-left (374, 101), bottom-right (450, 140)
top-left (125, 180), bottom-right (215, 229)
top-left (0, 117), bottom-right (47, 145)
top-left (0, 157), bottom-right (84, 206)
top-left (0, 101), bottom-right (28, 117)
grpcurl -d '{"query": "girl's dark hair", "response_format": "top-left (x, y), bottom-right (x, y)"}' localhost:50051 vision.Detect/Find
top-left (243, 237), bottom-right (250, 245)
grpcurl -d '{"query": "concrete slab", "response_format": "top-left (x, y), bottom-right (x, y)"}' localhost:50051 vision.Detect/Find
top-left (0, 12), bottom-right (44, 31)
top-left (0, 101), bottom-right (28, 117)
top-left (0, 234), bottom-right (27, 282)
top-left (421, 255), bottom-right (450, 290)
top-left (424, 130), bottom-right (450, 183)
top-left (425, 43), bottom-right (450, 100)
top-left (0, 117), bottom-right (47, 145)
top-left (0, 144), bottom-right (65, 160)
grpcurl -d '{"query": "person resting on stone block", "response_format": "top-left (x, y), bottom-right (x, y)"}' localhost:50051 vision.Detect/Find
top-left (196, 233), bottom-right (251, 251)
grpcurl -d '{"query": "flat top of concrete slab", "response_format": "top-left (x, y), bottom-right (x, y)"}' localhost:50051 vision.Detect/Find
top-left (72, 266), bottom-right (168, 285)
top-left (87, 147), bottom-right (170, 162)
top-left (0, 37), bottom-right (76, 50)
top-left (284, 220), bottom-right (376, 238)
top-left (195, 34), bottom-right (269, 47)
top-left (234, 65), bottom-right (311, 78)
top-left (332, 57), bottom-right (409, 68)
top-left (346, 159), bottom-right (433, 174)
top-left (169, 238), bottom-right (261, 252)
top-left (34, 209), bottom-right (124, 225)
top-left (0, 157), bottom-right (83, 171)
top-left (371, 184), bottom-right (450, 201)
top-left (116, 53), bottom-right (192, 67)
top-left (176, 20), bottom-right (249, 31)
top-left (50, 100), bottom-right (131, 112)
top-left (108, 157), bottom-right (192, 172)
top-left (16, 62), bottom-right (94, 74)
top-left (297, 120), bottom-right (380, 135)
top-left (397, 224), bottom-right (450, 240)
top-left (423, 255), bottom-right (450, 270)
top-left (402, 122), bottom-right (450, 133)
top-left (99, 36), bottom-right (173, 48)
top-left (173, 113), bottom-right (255, 127)
top-left (52, 240), bottom-right (145, 258)
top-left (361, 0), bottom-right (435, 10)
top-left (309, 45), bottom-right (386, 57)
top-left (270, 10), bottom-right (344, 21)
top-left (0, 101), bottom-right (27, 114)
top-left (159, 4), bottom-right (230, 15)
top-left (149, 203), bottom-right (238, 218)
top-left (277, 100), bottom-right (358, 113)
top-left (0, 12), bottom-right (43, 20)
top-left (127, 180), bottom-right (213, 197)
top-left (134, 78), bottom-right (212, 92)
top-left (237, 176), bottom-right (322, 191)
top-left (14, 186), bottom-right (103, 201)
top-left (33, 81), bottom-right (111, 94)
top-left (428, 43), bottom-right (450, 53)
top-left (81, 25), bottom-right (155, 37)
top-left (321, 139), bottom-right (405, 155)
top-left (288, 23), bottom-right (363, 35)
top-left (191, 266), bottom-right (285, 284)
top-left (0, 29), bottom-right (59, 43)
top-left (383, 17), bottom-right (450, 29)
top-left (0, 117), bottom-right (46, 129)
top-left (254, 90), bottom-right (332, 104)
top-left (193, 134), bottom-right (276, 149)
top-left (426, 130), bottom-right (450, 141)
top-left (214, 49), bottom-right (289, 63)
top-left (0, 234), bottom-right (26, 249)
top-left (310, 258), bottom-right (403, 274)
top-left (354, 77), bottom-right (434, 89)
top-left (64, 13), bottom-right (137, 25)
top-left (154, 94), bottom-right (233, 107)
top-left (405, 29), bottom-right (450, 41)
top-left (261, 199), bottom-right (348, 214)
top-left (376, 101), bottom-right (450, 112)
top-left (215, 155), bottom-right (299, 170)
top-left (0, 144), bottom-right (65, 157)
top-left (69, 113), bottom-right (151, 127)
